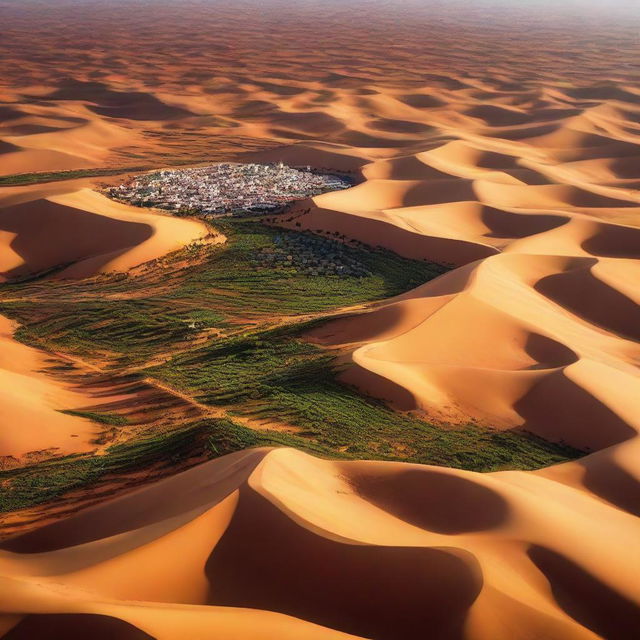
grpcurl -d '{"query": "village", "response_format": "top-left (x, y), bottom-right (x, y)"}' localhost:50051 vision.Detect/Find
top-left (107, 162), bottom-right (352, 217)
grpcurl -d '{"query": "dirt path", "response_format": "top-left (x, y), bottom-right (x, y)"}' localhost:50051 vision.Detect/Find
top-left (143, 376), bottom-right (304, 434)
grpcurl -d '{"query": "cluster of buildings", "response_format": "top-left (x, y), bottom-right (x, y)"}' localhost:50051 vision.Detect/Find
top-left (107, 162), bottom-right (351, 216)
top-left (251, 233), bottom-right (372, 278)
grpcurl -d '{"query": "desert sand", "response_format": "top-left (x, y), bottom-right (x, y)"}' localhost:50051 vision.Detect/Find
top-left (0, 0), bottom-right (639, 638)
top-left (0, 187), bottom-right (212, 280)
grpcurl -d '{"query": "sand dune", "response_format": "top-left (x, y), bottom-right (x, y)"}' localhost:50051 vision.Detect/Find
top-left (1, 447), bottom-right (638, 639)
top-left (321, 249), bottom-right (640, 448)
top-left (0, 188), bottom-right (212, 280)
top-left (1, 0), bottom-right (639, 638)
top-left (0, 316), bottom-right (100, 464)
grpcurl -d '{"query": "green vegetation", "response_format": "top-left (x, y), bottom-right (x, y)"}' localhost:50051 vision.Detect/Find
top-left (58, 410), bottom-right (129, 426)
top-left (0, 418), bottom-right (331, 512)
top-left (0, 166), bottom-right (151, 187)
top-left (0, 217), bottom-right (583, 514)
top-left (2, 220), bottom-right (443, 363)
top-left (149, 324), bottom-right (582, 471)
top-left (171, 219), bottom-right (445, 315)
top-left (9, 298), bottom-right (230, 366)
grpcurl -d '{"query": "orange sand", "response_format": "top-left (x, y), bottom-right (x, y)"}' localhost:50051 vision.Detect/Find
top-left (0, 1), bottom-right (639, 638)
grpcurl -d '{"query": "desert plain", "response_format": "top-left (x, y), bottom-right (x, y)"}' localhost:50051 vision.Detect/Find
top-left (0, 0), bottom-right (639, 638)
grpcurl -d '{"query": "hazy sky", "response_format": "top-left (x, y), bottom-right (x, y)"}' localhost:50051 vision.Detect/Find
top-left (364, 0), bottom-right (640, 19)
top-left (2, 0), bottom-right (638, 27)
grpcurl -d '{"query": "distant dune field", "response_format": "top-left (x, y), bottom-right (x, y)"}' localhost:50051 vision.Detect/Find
top-left (0, 1), bottom-right (639, 638)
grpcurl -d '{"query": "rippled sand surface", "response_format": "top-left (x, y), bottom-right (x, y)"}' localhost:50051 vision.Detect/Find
top-left (0, 1), bottom-right (639, 638)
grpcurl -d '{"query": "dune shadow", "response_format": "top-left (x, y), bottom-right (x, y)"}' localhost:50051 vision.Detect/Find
top-left (514, 370), bottom-right (636, 451)
top-left (404, 179), bottom-right (476, 206)
top-left (368, 118), bottom-right (435, 134)
top-left (47, 78), bottom-right (193, 121)
top-left (1, 124), bottom-right (62, 136)
top-left (337, 130), bottom-right (416, 148)
top-left (582, 223), bottom-right (640, 259)
top-left (564, 187), bottom-right (638, 209)
top-left (450, 147), bottom-right (521, 171)
top-left (422, 74), bottom-right (467, 90)
top-left (368, 156), bottom-right (457, 180)
top-left (561, 85), bottom-right (640, 104)
top-left (535, 268), bottom-right (640, 342)
top-left (481, 207), bottom-right (567, 239)
top-left (528, 545), bottom-right (640, 640)
top-left (608, 156), bottom-right (640, 180)
top-left (348, 468), bottom-right (510, 534)
top-left (399, 94), bottom-right (446, 109)
top-left (490, 122), bottom-right (558, 141)
top-left (582, 459), bottom-right (640, 517)
top-left (3, 614), bottom-right (154, 640)
top-left (307, 304), bottom-right (411, 346)
top-left (464, 105), bottom-right (532, 127)
top-left (268, 111), bottom-right (345, 137)
top-left (524, 333), bottom-right (578, 369)
top-left (0, 200), bottom-right (152, 281)
top-left (339, 363), bottom-right (418, 411)
top-left (527, 107), bottom-right (582, 122)
top-left (205, 488), bottom-right (483, 639)
top-left (305, 206), bottom-right (496, 266)
top-left (253, 81), bottom-right (306, 96)
top-left (0, 106), bottom-right (24, 121)
top-left (0, 140), bottom-right (22, 155)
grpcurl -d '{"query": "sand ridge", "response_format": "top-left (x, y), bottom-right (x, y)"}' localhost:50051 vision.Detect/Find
top-left (0, 316), bottom-right (100, 463)
top-left (0, 0), bottom-right (639, 638)
top-left (0, 187), bottom-right (213, 281)
top-left (1, 447), bottom-right (638, 639)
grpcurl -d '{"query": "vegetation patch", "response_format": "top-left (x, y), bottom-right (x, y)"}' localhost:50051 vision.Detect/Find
top-left (0, 216), bottom-right (583, 515)
top-left (58, 410), bottom-right (129, 426)
top-left (7, 298), bottom-right (230, 365)
top-left (0, 166), bottom-right (151, 187)
top-left (0, 418), bottom-right (334, 513)
top-left (169, 219), bottom-right (445, 316)
top-left (148, 324), bottom-right (582, 471)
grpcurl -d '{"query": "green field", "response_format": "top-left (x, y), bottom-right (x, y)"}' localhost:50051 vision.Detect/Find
top-left (3, 220), bottom-right (444, 364)
top-left (0, 166), bottom-right (151, 187)
top-left (149, 323), bottom-right (581, 469)
top-left (0, 218), bottom-right (583, 512)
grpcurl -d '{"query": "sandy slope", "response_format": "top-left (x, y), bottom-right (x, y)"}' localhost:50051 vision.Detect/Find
top-left (1, 0), bottom-right (639, 638)
top-left (0, 187), bottom-right (211, 280)
top-left (1, 447), bottom-right (638, 639)
top-left (0, 315), bottom-right (202, 469)
top-left (0, 316), bottom-right (100, 463)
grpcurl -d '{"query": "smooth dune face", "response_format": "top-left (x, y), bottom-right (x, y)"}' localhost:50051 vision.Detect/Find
top-left (0, 187), bottom-right (211, 281)
top-left (1, 448), bottom-right (639, 639)
top-left (1, 0), bottom-right (639, 638)
top-left (0, 316), bottom-right (101, 462)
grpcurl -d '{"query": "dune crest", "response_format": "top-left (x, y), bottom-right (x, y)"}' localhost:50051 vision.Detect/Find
top-left (0, 316), bottom-right (99, 464)
top-left (1, 0), bottom-right (639, 638)
top-left (0, 187), bottom-right (213, 281)
top-left (1, 447), bottom-right (639, 639)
